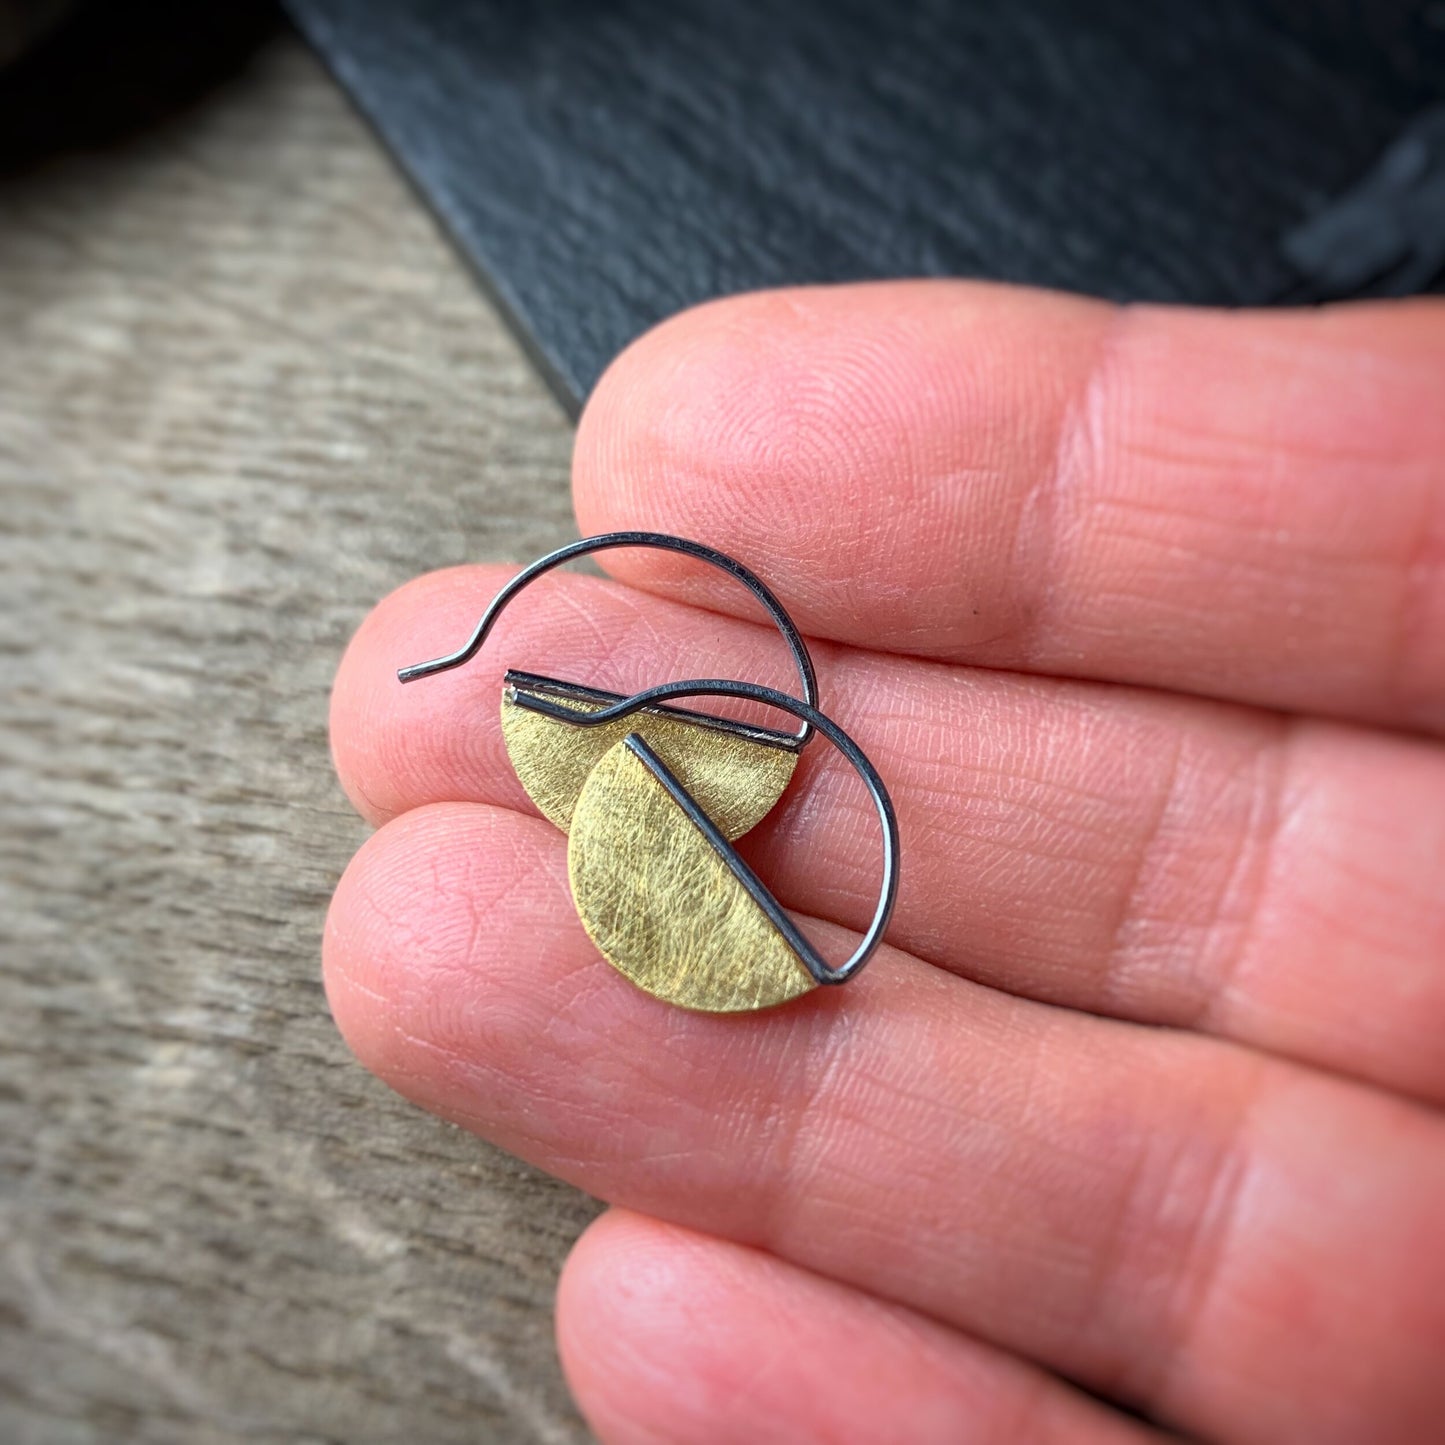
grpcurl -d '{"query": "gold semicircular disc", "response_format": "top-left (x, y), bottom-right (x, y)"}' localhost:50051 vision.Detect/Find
top-left (568, 738), bottom-right (816, 1013)
top-left (501, 676), bottom-right (798, 839)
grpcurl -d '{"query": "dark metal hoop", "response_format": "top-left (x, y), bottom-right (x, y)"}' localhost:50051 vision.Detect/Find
top-left (397, 531), bottom-right (821, 746)
top-left (511, 679), bottom-right (899, 987)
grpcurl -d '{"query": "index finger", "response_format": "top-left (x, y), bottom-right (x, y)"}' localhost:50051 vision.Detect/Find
top-left (574, 282), bottom-right (1445, 732)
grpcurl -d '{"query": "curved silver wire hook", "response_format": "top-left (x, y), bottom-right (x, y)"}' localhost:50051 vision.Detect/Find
top-left (511, 679), bottom-right (899, 987)
top-left (397, 532), bottom-right (821, 746)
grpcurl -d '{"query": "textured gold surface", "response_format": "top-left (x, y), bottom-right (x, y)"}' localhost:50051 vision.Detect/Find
top-left (568, 741), bottom-right (816, 1013)
top-left (501, 689), bottom-right (797, 838)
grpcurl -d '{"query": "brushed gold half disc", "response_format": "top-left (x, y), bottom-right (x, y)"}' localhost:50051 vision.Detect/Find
top-left (501, 683), bottom-right (797, 839)
top-left (568, 739), bottom-right (816, 1013)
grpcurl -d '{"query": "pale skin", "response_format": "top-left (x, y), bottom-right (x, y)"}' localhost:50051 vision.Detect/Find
top-left (326, 282), bottom-right (1445, 1444)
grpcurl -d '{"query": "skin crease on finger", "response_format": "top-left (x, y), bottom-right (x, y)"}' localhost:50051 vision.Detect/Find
top-left (325, 283), bottom-right (1445, 1445)
top-left (330, 565), bottom-right (1445, 1104)
top-left (556, 1210), bottom-right (1169, 1445)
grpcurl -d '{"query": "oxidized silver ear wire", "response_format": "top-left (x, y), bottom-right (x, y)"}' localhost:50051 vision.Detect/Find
top-left (398, 532), bottom-right (898, 1013)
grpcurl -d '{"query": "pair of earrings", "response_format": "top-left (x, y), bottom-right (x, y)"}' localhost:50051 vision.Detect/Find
top-left (398, 532), bottom-right (898, 1013)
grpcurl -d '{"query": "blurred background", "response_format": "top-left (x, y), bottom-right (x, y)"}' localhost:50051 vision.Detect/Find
top-left (1, 3), bottom-right (1442, 1441)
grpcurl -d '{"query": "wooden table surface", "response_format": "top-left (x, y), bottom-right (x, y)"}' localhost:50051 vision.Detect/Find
top-left (0, 34), bottom-right (601, 1444)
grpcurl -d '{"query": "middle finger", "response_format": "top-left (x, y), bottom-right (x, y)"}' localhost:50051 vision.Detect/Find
top-left (333, 565), bottom-right (1445, 1104)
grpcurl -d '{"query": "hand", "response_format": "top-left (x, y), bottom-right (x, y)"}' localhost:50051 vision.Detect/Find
top-left (326, 283), bottom-right (1445, 1444)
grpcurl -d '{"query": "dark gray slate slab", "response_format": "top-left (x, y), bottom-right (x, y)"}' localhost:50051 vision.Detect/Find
top-left (285, 0), bottom-right (1445, 415)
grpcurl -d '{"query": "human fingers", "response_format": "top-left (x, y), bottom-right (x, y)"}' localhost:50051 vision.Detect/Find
top-left (557, 1209), bottom-right (1171, 1445)
top-left (571, 282), bottom-right (1445, 731)
top-left (332, 566), bottom-right (1445, 1103)
top-left (324, 803), bottom-right (1445, 1444)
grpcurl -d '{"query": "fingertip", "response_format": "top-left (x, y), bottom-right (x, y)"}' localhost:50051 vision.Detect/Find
top-left (320, 802), bottom-right (573, 1110)
top-left (555, 1209), bottom-right (1156, 1445)
top-left (555, 1211), bottom-right (686, 1436)
top-left (575, 283), bottom-right (1445, 733)
top-left (321, 814), bottom-right (413, 1078)
top-left (329, 564), bottom-right (526, 825)
top-left (572, 281), bottom-right (1107, 636)
top-left (556, 1210), bottom-right (766, 1445)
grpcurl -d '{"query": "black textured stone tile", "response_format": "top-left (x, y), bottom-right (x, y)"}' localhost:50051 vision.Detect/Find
top-left (285, 0), bottom-right (1445, 414)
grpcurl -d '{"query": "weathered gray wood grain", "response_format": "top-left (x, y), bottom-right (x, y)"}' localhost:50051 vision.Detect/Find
top-left (0, 36), bottom-right (598, 1444)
